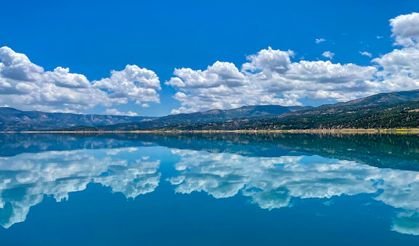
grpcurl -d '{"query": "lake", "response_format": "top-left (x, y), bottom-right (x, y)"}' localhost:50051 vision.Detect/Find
top-left (0, 133), bottom-right (418, 245)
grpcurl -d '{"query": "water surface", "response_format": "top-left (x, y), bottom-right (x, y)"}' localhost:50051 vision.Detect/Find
top-left (0, 133), bottom-right (418, 245)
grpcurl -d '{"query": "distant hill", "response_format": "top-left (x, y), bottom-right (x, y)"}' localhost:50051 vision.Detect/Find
top-left (98, 89), bottom-right (419, 130)
top-left (0, 108), bottom-right (154, 131)
top-left (151, 105), bottom-right (303, 124)
top-left (0, 90), bottom-right (418, 131)
top-left (100, 105), bottom-right (308, 130)
top-left (244, 89), bottom-right (419, 129)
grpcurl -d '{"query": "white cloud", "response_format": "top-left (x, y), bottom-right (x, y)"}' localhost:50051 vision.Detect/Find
top-left (0, 47), bottom-right (161, 113)
top-left (166, 61), bottom-right (245, 89)
top-left (166, 12), bottom-right (419, 113)
top-left (166, 48), bottom-right (377, 113)
top-left (360, 51), bottom-right (373, 58)
top-left (373, 47), bottom-right (419, 91)
top-left (242, 47), bottom-right (294, 73)
top-left (365, 12), bottom-right (419, 93)
top-left (315, 38), bottom-right (326, 44)
top-left (44, 67), bottom-right (90, 88)
top-left (0, 47), bottom-right (43, 81)
top-left (390, 12), bottom-right (419, 47)
top-left (322, 51), bottom-right (335, 59)
top-left (286, 60), bottom-right (375, 84)
top-left (94, 65), bottom-right (160, 104)
top-left (2, 12), bottom-right (419, 115)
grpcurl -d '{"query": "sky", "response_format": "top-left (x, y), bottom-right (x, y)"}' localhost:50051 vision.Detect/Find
top-left (0, 0), bottom-right (418, 116)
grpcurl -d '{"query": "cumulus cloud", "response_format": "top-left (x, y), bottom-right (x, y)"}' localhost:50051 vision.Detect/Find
top-left (390, 12), bottom-right (419, 47)
top-left (166, 61), bottom-right (245, 89)
top-left (361, 12), bottom-right (419, 93)
top-left (166, 12), bottom-right (419, 113)
top-left (242, 47), bottom-right (294, 73)
top-left (94, 65), bottom-right (160, 105)
top-left (372, 47), bottom-right (419, 91)
top-left (2, 12), bottom-right (419, 115)
top-left (167, 47), bottom-right (378, 113)
top-left (0, 47), bottom-right (160, 113)
top-left (44, 67), bottom-right (90, 89)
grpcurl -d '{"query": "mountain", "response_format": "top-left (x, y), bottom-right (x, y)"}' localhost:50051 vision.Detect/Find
top-left (189, 90), bottom-right (419, 130)
top-left (1, 90), bottom-right (418, 131)
top-left (98, 89), bottom-right (419, 130)
top-left (154, 105), bottom-right (301, 123)
top-left (254, 89), bottom-right (419, 129)
top-left (0, 107), bottom-right (154, 131)
top-left (0, 105), bottom-right (305, 131)
top-left (96, 105), bottom-right (308, 130)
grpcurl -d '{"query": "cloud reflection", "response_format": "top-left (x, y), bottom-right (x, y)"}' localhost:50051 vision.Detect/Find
top-left (0, 141), bottom-right (418, 236)
top-left (168, 149), bottom-right (419, 234)
top-left (0, 148), bottom-right (160, 228)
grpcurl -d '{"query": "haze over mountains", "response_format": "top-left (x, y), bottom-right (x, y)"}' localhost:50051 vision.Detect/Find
top-left (0, 90), bottom-right (418, 131)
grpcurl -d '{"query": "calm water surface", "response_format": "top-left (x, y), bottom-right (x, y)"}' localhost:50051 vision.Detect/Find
top-left (0, 133), bottom-right (418, 245)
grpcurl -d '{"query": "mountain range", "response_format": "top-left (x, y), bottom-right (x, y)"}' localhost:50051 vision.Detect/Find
top-left (0, 89), bottom-right (418, 131)
top-left (0, 107), bottom-right (154, 131)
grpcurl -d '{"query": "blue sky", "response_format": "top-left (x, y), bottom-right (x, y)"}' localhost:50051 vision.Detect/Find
top-left (0, 0), bottom-right (418, 116)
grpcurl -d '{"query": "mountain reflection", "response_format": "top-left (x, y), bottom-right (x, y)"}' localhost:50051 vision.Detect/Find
top-left (0, 133), bottom-right (418, 236)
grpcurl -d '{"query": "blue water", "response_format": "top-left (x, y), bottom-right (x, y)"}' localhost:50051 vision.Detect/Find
top-left (0, 133), bottom-right (418, 245)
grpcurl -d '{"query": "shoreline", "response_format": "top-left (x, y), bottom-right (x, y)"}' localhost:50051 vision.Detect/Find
top-left (1, 128), bottom-right (419, 135)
